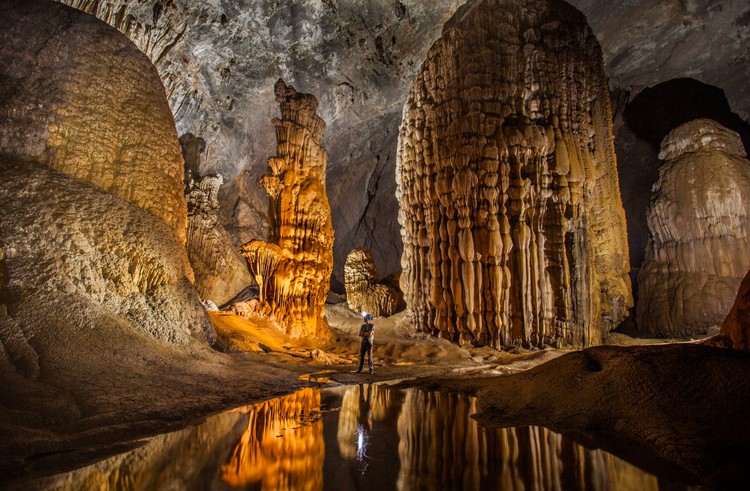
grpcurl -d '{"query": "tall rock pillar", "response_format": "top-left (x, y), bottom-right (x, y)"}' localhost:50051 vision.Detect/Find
top-left (240, 80), bottom-right (334, 338)
top-left (397, 0), bottom-right (632, 348)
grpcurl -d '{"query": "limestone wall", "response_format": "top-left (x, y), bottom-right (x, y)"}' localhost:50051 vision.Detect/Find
top-left (397, 0), bottom-right (632, 348)
top-left (0, 0), bottom-right (209, 351)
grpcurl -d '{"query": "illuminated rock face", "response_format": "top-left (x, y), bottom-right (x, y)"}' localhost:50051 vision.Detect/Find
top-left (0, 0), bottom-right (187, 242)
top-left (397, 0), bottom-right (632, 348)
top-left (0, 0), bottom-right (210, 348)
top-left (637, 119), bottom-right (750, 337)
top-left (186, 173), bottom-right (252, 305)
top-left (240, 80), bottom-right (334, 339)
top-left (344, 248), bottom-right (400, 317)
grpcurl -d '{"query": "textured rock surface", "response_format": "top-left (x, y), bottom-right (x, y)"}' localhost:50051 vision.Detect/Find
top-left (0, 160), bottom-right (210, 345)
top-left (1, 0), bottom-right (188, 241)
top-left (0, 0), bottom-right (207, 345)
top-left (637, 119), bottom-right (750, 337)
top-left (719, 268), bottom-right (750, 350)
top-left (56, 0), bottom-right (465, 282)
top-left (186, 173), bottom-right (252, 305)
top-left (397, 0), bottom-right (632, 348)
top-left (53, 0), bottom-right (750, 287)
top-left (344, 248), bottom-right (400, 317)
top-left (239, 80), bottom-right (334, 339)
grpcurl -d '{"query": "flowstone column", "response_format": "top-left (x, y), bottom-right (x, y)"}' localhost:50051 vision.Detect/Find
top-left (637, 119), bottom-right (750, 337)
top-left (240, 79), bottom-right (334, 338)
top-left (397, 0), bottom-right (632, 348)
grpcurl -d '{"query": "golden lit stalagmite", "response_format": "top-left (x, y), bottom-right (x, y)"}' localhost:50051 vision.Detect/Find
top-left (397, 0), bottom-right (632, 348)
top-left (239, 79), bottom-right (334, 339)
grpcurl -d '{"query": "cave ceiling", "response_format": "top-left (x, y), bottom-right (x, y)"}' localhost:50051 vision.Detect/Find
top-left (56, 0), bottom-right (750, 281)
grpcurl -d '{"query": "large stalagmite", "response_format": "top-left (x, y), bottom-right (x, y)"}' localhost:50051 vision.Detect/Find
top-left (344, 247), bottom-right (400, 317)
top-left (397, 0), bottom-right (632, 348)
top-left (239, 80), bottom-right (334, 339)
top-left (637, 119), bottom-right (750, 337)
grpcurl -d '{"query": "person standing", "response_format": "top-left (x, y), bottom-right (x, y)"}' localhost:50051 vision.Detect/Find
top-left (356, 313), bottom-right (375, 374)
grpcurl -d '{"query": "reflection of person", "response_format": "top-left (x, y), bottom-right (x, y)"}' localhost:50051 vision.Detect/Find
top-left (356, 313), bottom-right (374, 374)
top-left (356, 384), bottom-right (373, 473)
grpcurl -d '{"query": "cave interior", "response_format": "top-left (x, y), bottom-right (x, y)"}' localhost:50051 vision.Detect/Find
top-left (1, 0), bottom-right (750, 489)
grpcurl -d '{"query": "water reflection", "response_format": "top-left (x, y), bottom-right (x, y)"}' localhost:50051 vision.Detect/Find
top-left (31, 386), bottom-right (690, 490)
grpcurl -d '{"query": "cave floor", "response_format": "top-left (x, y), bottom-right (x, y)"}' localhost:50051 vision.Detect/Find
top-left (2, 303), bottom-right (746, 489)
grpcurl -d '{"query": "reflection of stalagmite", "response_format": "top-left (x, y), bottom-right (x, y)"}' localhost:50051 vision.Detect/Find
top-left (344, 248), bottom-right (400, 317)
top-left (220, 388), bottom-right (324, 491)
top-left (239, 79), bottom-right (334, 338)
top-left (397, 0), bottom-right (632, 348)
top-left (393, 391), bottom-right (658, 491)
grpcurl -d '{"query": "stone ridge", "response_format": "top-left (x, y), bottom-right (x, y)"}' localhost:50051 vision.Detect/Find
top-left (397, 0), bottom-right (632, 348)
top-left (0, 0), bottom-right (188, 242)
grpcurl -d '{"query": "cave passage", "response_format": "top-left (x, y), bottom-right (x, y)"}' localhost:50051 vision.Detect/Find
top-left (23, 386), bottom-right (697, 490)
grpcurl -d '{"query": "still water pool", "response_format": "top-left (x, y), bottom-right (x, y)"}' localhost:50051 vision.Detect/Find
top-left (37, 385), bottom-right (693, 490)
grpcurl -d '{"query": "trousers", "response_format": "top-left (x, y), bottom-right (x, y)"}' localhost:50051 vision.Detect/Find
top-left (358, 341), bottom-right (373, 372)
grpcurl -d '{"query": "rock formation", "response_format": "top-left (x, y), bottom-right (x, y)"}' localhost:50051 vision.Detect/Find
top-left (636, 119), bottom-right (750, 337)
top-left (0, 0), bottom-right (208, 344)
top-left (1, 0), bottom-right (187, 242)
top-left (55, 0), bottom-right (750, 289)
top-left (239, 80), bottom-right (334, 339)
top-left (718, 268), bottom-right (750, 350)
top-left (186, 173), bottom-right (252, 306)
top-left (397, 0), bottom-right (632, 348)
top-left (344, 248), bottom-right (400, 317)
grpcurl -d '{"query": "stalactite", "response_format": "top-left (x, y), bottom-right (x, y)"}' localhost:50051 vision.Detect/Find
top-left (397, 0), bottom-right (632, 348)
top-left (239, 79), bottom-right (334, 339)
top-left (344, 247), bottom-right (400, 317)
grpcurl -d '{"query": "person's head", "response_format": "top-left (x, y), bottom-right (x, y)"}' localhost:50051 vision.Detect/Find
top-left (363, 312), bottom-right (373, 322)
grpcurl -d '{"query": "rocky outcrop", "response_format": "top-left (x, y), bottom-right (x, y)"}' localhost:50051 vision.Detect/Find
top-left (344, 248), bottom-right (400, 317)
top-left (186, 173), bottom-right (252, 306)
top-left (1, 0), bottom-right (187, 242)
top-left (397, 0), bottom-right (632, 349)
top-left (636, 119), bottom-right (750, 337)
top-left (239, 80), bottom-right (334, 339)
top-left (0, 0), bottom-right (212, 387)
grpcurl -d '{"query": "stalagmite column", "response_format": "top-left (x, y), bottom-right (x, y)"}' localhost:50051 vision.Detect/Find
top-left (637, 119), bottom-right (750, 337)
top-left (239, 79), bottom-right (334, 338)
top-left (397, 0), bottom-right (632, 348)
top-left (344, 247), bottom-right (400, 317)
